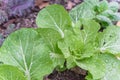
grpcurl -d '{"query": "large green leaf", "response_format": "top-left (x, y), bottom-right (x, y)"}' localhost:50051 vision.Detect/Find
top-left (86, 53), bottom-right (120, 80)
top-left (100, 53), bottom-right (120, 80)
top-left (69, 0), bottom-right (98, 22)
top-left (85, 53), bottom-right (120, 80)
top-left (0, 65), bottom-right (26, 80)
top-left (0, 28), bottom-right (54, 80)
top-left (36, 4), bottom-right (72, 38)
top-left (75, 54), bottom-right (106, 79)
top-left (98, 26), bottom-right (120, 54)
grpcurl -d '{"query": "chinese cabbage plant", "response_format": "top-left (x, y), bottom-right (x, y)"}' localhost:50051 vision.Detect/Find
top-left (0, 0), bottom-right (120, 80)
top-left (70, 0), bottom-right (120, 27)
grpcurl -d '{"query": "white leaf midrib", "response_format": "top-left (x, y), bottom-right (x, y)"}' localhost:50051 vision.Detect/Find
top-left (19, 39), bottom-right (31, 80)
top-left (45, 9), bottom-right (64, 38)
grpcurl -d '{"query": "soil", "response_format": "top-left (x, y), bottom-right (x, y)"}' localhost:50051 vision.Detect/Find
top-left (46, 69), bottom-right (86, 80)
top-left (43, 67), bottom-right (87, 80)
top-left (0, 0), bottom-right (119, 80)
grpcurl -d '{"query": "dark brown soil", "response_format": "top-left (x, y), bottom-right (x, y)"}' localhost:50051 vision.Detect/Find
top-left (47, 70), bottom-right (86, 80)
top-left (43, 67), bottom-right (87, 80)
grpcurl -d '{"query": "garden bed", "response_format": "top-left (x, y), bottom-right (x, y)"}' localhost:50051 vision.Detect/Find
top-left (0, 0), bottom-right (120, 80)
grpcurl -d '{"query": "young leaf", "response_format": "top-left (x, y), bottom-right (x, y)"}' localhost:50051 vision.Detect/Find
top-left (98, 26), bottom-right (120, 54)
top-left (0, 65), bottom-right (26, 80)
top-left (74, 19), bottom-right (100, 44)
top-left (0, 28), bottom-right (54, 80)
top-left (58, 19), bottom-right (100, 69)
top-left (94, 0), bottom-right (108, 13)
top-left (36, 4), bottom-right (72, 38)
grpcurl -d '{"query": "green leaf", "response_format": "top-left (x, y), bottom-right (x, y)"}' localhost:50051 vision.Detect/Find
top-left (58, 19), bottom-right (100, 68)
top-left (58, 30), bottom-right (76, 58)
top-left (85, 53), bottom-right (120, 80)
top-left (36, 4), bottom-right (72, 38)
top-left (59, 19), bottom-right (100, 56)
top-left (111, 13), bottom-right (120, 21)
top-left (86, 72), bottom-right (96, 80)
top-left (36, 28), bottom-right (61, 51)
top-left (98, 26), bottom-right (120, 55)
top-left (96, 15), bottom-right (112, 26)
top-left (0, 28), bottom-right (54, 80)
top-left (70, 0), bottom-right (98, 22)
top-left (75, 54), bottom-right (106, 79)
top-left (36, 28), bottom-right (65, 68)
top-left (0, 65), bottom-right (26, 80)
top-left (57, 30), bottom-right (81, 68)
top-left (99, 53), bottom-right (120, 80)
top-left (109, 2), bottom-right (119, 12)
top-left (94, 0), bottom-right (108, 13)
top-left (66, 56), bottom-right (76, 69)
top-left (101, 10), bottom-right (120, 21)
top-left (84, 0), bottom-right (99, 4)
top-left (77, 19), bottom-right (100, 44)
